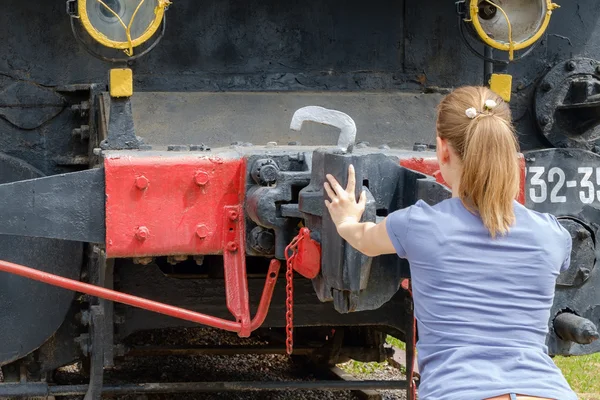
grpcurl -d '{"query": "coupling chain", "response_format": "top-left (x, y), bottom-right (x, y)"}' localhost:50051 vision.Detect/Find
top-left (284, 228), bottom-right (309, 355)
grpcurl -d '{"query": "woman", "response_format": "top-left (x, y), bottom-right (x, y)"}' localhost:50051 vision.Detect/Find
top-left (324, 86), bottom-right (577, 400)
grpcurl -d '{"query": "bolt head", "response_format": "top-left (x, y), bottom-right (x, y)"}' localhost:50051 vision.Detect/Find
top-left (195, 171), bottom-right (210, 186)
top-left (577, 228), bottom-right (589, 240)
top-left (135, 175), bottom-right (149, 190)
top-left (227, 242), bottom-right (238, 252)
top-left (196, 224), bottom-right (209, 239)
top-left (259, 164), bottom-right (279, 185)
top-left (540, 115), bottom-right (551, 126)
top-left (541, 82), bottom-right (553, 92)
top-left (133, 257), bottom-right (154, 265)
top-left (135, 226), bottom-right (149, 241)
top-left (566, 61), bottom-right (576, 71)
top-left (228, 210), bottom-right (239, 221)
top-left (257, 231), bottom-right (275, 252)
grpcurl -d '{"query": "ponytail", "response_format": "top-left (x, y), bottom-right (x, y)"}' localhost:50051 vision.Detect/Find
top-left (437, 87), bottom-right (520, 238)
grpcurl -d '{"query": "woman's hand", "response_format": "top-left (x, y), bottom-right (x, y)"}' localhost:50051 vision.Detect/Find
top-left (324, 165), bottom-right (367, 229)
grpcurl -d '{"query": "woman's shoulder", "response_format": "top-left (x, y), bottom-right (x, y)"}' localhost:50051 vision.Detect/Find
top-left (414, 197), bottom-right (462, 212)
top-left (393, 197), bottom-right (467, 226)
top-left (513, 202), bottom-right (571, 245)
top-left (513, 201), bottom-right (564, 229)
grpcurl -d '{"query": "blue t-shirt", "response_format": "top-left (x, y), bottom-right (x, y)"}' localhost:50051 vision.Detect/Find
top-left (386, 197), bottom-right (577, 400)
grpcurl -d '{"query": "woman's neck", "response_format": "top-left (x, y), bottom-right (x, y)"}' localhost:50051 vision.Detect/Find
top-left (450, 177), bottom-right (461, 198)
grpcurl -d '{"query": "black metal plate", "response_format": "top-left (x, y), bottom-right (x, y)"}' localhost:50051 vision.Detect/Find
top-left (525, 149), bottom-right (600, 356)
top-left (0, 152), bottom-right (83, 366)
top-left (525, 148), bottom-right (600, 215)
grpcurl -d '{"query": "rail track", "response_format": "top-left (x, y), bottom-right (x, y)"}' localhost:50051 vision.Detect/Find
top-left (0, 328), bottom-right (410, 400)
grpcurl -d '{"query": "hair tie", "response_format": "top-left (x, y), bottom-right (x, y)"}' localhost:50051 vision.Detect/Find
top-left (465, 107), bottom-right (478, 119)
top-left (465, 99), bottom-right (498, 119)
top-left (484, 99), bottom-right (497, 111)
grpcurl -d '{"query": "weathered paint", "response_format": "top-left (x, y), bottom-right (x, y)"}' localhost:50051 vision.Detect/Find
top-left (104, 153), bottom-right (246, 258)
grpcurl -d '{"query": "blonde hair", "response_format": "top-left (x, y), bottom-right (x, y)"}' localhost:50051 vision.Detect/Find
top-left (436, 86), bottom-right (520, 238)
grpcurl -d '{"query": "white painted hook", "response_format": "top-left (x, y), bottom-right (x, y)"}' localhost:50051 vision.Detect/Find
top-left (289, 106), bottom-right (357, 153)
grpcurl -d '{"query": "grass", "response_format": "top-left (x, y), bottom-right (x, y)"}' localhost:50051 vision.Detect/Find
top-left (340, 359), bottom-right (388, 375)
top-left (554, 353), bottom-right (600, 396)
top-left (341, 336), bottom-right (600, 398)
top-left (385, 335), bottom-right (406, 351)
top-left (338, 336), bottom-right (407, 376)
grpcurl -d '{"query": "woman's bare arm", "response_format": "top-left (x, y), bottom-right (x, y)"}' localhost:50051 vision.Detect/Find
top-left (324, 165), bottom-right (396, 257)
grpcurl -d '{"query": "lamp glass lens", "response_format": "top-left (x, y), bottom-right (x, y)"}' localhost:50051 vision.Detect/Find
top-left (478, 0), bottom-right (547, 45)
top-left (86, 0), bottom-right (159, 43)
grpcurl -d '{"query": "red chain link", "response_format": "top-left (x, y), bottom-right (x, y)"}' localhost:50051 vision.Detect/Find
top-left (284, 228), bottom-right (309, 355)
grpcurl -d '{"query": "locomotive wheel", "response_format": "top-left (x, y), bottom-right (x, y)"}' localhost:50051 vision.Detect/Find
top-left (0, 153), bottom-right (83, 366)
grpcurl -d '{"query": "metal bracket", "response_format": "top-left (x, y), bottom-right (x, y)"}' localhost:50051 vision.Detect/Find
top-left (455, 0), bottom-right (467, 18)
top-left (100, 98), bottom-right (144, 150)
top-left (66, 0), bottom-right (79, 18)
top-left (223, 205), bottom-right (252, 337)
top-left (0, 168), bottom-right (105, 243)
top-left (84, 305), bottom-right (104, 400)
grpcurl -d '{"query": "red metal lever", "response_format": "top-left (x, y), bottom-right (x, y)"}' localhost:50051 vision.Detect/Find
top-left (0, 258), bottom-right (281, 335)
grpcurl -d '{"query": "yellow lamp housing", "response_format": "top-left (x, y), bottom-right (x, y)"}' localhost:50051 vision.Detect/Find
top-left (464, 0), bottom-right (560, 61)
top-left (77, 0), bottom-right (171, 57)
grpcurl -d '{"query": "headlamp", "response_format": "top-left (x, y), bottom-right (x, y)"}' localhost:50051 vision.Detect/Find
top-left (459, 0), bottom-right (559, 61)
top-left (68, 0), bottom-right (171, 59)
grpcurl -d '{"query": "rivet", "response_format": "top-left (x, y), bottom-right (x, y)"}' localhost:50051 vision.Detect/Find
top-left (167, 256), bottom-right (188, 265)
top-left (577, 228), bottom-right (589, 240)
top-left (539, 115), bottom-right (551, 126)
top-left (228, 210), bottom-right (239, 221)
top-left (541, 82), bottom-right (553, 92)
top-left (196, 224), bottom-right (209, 239)
top-left (195, 171), bottom-right (210, 186)
top-left (581, 268), bottom-right (591, 279)
top-left (135, 175), bottom-right (149, 190)
top-left (135, 226), bottom-right (149, 241)
top-left (133, 257), bottom-right (154, 266)
top-left (194, 255), bottom-right (205, 265)
top-left (227, 242), bottom-right (238, 252)
top-left (566, 61), bottom-right (576, 71)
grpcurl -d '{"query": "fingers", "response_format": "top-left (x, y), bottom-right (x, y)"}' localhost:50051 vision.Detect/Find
top-left (323, 182), bottom-right (336, 200)
top-left (346, 164), bottom-right (356, 194)
top-left (326, 174), bottom-right (344, 197)
top-left (359, 190), bottom-right (367, 208)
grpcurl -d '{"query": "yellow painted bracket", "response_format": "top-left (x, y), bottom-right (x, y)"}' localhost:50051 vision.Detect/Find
top-left (489, 73), bottom-right (512, 102)
top-left (110, 68), bottom-right (133, 98)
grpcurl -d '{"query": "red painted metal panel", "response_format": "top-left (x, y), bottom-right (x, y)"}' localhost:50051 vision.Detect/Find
top-left (517, 156), bottom-right (526, 205)
top-left (400, 157), bottom-right (447, 186)
top-left (399, 156), bottom-right (527, 205)
top-left (104, 154), bottom-right (246, 258)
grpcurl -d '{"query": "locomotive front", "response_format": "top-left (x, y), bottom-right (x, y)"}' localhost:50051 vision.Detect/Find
top-left (0, 1), bottom-right (598, 399)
